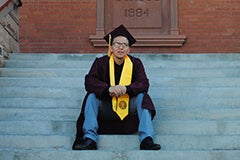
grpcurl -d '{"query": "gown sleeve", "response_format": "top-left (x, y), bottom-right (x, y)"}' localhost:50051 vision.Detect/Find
top-left (84, 57), bottom-right (110, 100)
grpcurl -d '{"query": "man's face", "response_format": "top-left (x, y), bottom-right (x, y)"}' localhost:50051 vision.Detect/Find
top-left (111, 36), bottom-right (130, 60)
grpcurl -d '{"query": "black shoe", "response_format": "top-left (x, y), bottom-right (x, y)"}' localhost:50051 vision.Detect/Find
top-left (72, 138), bottom-right (97, 150)
top-left (140, 137), bottom-right (161, 150)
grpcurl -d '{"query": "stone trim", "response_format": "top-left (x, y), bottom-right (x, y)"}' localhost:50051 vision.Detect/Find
top-left (0, 0), bottom-right (22, 12)
top-left (90, 0), bottom-right (186, 47)
top-left (0, 0), bottom-right (22, 67)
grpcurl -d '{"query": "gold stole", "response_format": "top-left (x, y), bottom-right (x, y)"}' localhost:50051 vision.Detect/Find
top-left (109, 54), bottom-right (133, 120)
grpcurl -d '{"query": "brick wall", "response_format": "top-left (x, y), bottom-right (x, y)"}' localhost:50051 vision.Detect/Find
top-left (19, 0), bottom-right (240, 53)
top-left (20, 0), bottom-right (98, 53)
top-left (178, 0), bottom-right (240, 53)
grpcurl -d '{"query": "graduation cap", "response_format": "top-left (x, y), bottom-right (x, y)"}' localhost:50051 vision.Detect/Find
top-left (103, 24), bottom-right (136, 47)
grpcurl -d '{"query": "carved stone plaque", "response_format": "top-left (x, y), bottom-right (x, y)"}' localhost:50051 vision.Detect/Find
top-left (112, 0), bottom-right (163, 29)
top-left (105, 0), bottom-right (169, 35)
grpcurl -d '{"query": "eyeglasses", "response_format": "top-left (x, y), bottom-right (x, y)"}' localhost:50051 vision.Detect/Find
top-left (112, 42), bottom-right (129, 48)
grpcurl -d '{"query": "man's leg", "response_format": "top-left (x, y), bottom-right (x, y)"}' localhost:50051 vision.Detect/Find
top-left (73, 93), bottom-right (99, 150)
top-left (134, 93), bottom-right (161, 150)
top-left (134, 93), bottom-right (154, 142)
top-left (82, 93), bottom-right (100, 142)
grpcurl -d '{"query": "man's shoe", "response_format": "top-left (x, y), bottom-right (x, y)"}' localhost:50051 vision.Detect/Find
top-left (72, 138), bottom-right (97, 150)
top-left (140, 137), bottom-right (161, 150)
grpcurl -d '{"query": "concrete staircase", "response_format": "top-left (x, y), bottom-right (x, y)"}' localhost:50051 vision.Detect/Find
top-left (0, 53), bottom-right (240, 160)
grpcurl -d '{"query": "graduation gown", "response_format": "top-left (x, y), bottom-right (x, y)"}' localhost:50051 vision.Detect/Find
top-left (72, 55), bottom-right (156, 148)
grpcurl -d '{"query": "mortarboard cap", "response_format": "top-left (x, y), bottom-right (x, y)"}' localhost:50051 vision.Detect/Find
top-left (103, 24), bottom-right (136, 47)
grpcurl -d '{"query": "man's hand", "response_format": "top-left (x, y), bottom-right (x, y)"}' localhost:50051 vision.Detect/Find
top-left (109, 85), bottom-right (127, 97)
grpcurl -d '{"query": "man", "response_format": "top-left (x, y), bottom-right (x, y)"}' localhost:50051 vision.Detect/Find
top-left (72, 24), bottom-right (161, 150)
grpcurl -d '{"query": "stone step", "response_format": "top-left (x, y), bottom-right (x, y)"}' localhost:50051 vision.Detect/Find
top-left (0, 68), bottom-right (88, 77)
top-left (0, 120), bottom-right (239, 136)
top-left (0, 77), bottom-right (83, 88)
top-left (4, 59), bottom-right (240, 69)
top-left (1, 97), bottom-right (239, 109)
top-left (0, 134), bottom-right (239, 151)
top-left (154, 97), bottom-right (240, 108)
top-left (156, 108), bottom-right (240, 120)
top-left (0, 97), bottom-right (81, 108)
top-left (8, 53), bottom-right (240, 61)
top-left (0, 87), bottom-right (84, 98)
top-left (1, 77), bottom-right (240, 88)
top-left (0, 108), bottom-right (239, 121)
top-left (136, 53), bottom-right (240, 61)
top-left (149, 87), bottom-right (240, 99)
top-left (0, 97), bottom-right (240, 109)
top-left (150, 77), bottom-right (240, 88)
top-left (0, 86), bottom-right (239, 99)
top-left (1, 67), bottom-right (240, 78)
top-left (142, 60), bottom-right (240, 69)
top-left (145, 68), bottom-right (240, 78)
top-left (4, 60), bottom-right (92, 68)
top-left (8, 53), bottom-right (100, 61)
top-left (1, 150), bottom-right (240, 160)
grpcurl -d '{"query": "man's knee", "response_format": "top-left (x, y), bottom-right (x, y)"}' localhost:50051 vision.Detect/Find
top-left (85, 93), bottom-right (100, 113)
top-left (130, 93), bottom-right (144, 115)
top-left (87, 93), bottom-right (97, 100)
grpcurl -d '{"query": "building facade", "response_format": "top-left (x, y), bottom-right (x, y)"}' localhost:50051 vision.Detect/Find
top-left (19, 0), bottom-right (240, 54)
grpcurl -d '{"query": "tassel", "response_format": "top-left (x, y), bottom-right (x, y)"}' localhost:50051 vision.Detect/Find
top-left (108, 34), bottom-right (112, 57)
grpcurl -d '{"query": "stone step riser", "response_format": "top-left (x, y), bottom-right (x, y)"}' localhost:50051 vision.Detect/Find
top-left (0, 108), bottom-right (239, 121)
top-left (1, 150), bottom-right (240, 160)
top-left (0, 151), bottom-right (240, 160)
top-left (1, 68), bottom-right (240, 78)
top-left (0, 121), bottom-right (239, 136)
top-left (0, 87), bottom-right (240, 99)
top-left (8, 53), bottom-right (240, 61)
top-left (1, 77), bottom-right (240, 88)
top-left (5, 60), bottom-right (240, 69)
top-left (0, 97), bottom-right (240, 109)
top-left (0, 135), bottom-right (239, 151)
top-left (1, 97), bottom-right (240, 109)
top-left (8, 53), bottom-right (102, 61)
